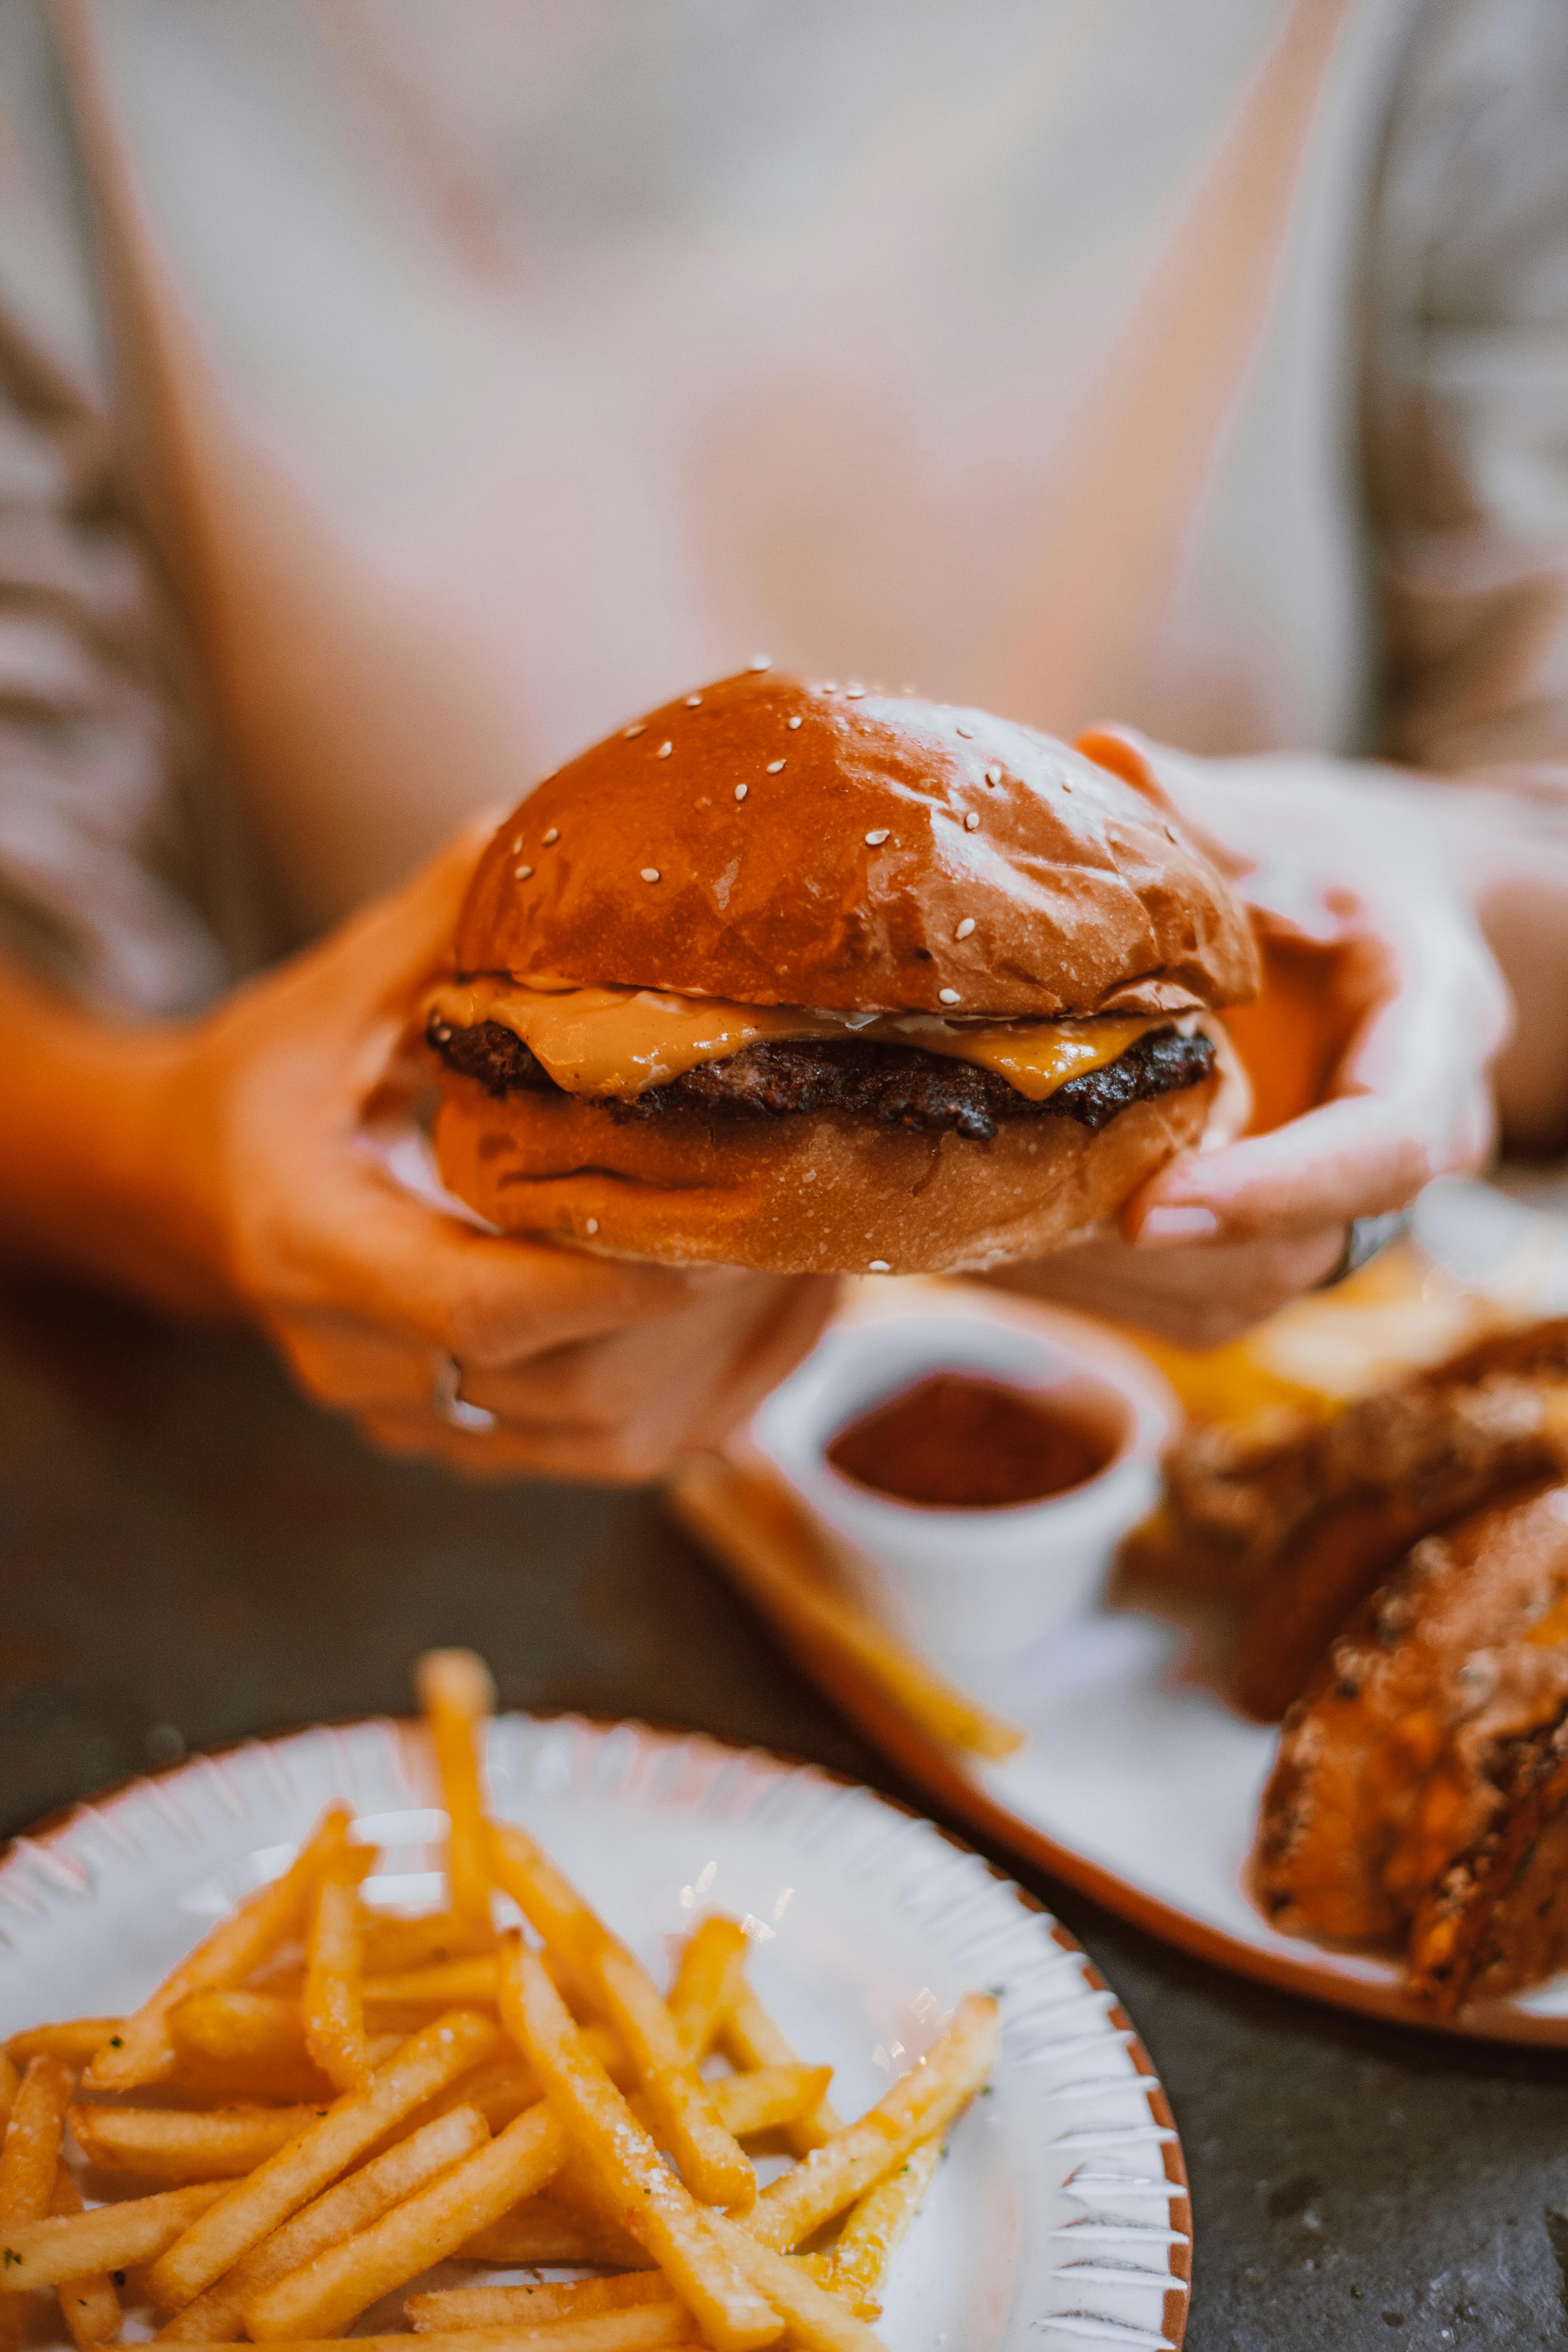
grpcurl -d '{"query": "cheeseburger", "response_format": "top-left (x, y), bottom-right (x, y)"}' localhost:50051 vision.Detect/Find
top-left (425, 668), bottom-right (1257, 1274)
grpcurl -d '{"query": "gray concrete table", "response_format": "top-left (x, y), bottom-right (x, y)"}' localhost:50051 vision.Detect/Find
top-left (0, 1284), bottom-right (1565, 2349)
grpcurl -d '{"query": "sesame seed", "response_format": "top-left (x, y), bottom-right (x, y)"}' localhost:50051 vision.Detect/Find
top-left (656, 740), bottom-right (673, 758)
top-left (735, 784), bottom-right (748, 802)
top-left (964, 810), bottom-right (980, 831)
top-left (543, 826), bottom-right (559, 843)
top-left (624, 723), bottom-right (646, 738)
top-left (955, 917), bottom-right (976, 940)
top-left (845, 684), bottom-right (865, 699)
top-left (641, 867), bottom-right (660, 882)
top-left (1166, 824), bottom-right (1180, 842)
top-left (586, 1217), bottom-right (599, 1234)
top-left (514, 864), bottom-right (533, 879)
top-left (955, 725), bottom-right (973, 738)
top-left (864, 828), bottom-right (890, 846)
top-left (510, 836), bottom-right (523, 852)
top-left (985, 766), bottom-right (1002, 785)
top-left (822, 680), bottom-right (839, 691)
top-left (767, 758), bottom-right (786, 774)
top-left (939, 988), bottom-right (961, 1004)
top-left (749, 653), bottom-right (772, 671)
top-left (685, 694), bottom-right (703, 707)
top-left (787, 715), bottom-right (803, 730)
top-left (868, 1259), bottom-right (891, 1272)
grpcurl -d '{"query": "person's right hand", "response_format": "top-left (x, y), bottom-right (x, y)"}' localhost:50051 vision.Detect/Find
top-left (3, 826), bottom-right (834, 1482)
top-left (992, 736), bottom-right (1511, 1348)
top-left (171, 826), bottom-right (838, 1480)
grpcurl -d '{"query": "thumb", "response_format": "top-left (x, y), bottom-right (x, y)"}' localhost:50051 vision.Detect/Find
top-left (278, 812), bottom-right (504, 1042)
top-left (1075, 727), bottom-right (1253, 885)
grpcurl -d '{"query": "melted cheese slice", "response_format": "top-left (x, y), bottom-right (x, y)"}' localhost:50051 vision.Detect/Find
top-left (426, 977), bottom-right (1166, 1102)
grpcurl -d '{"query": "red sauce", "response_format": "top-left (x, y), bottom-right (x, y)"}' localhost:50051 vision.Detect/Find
top-left (825, 1372), bottom-right (1114, 1511)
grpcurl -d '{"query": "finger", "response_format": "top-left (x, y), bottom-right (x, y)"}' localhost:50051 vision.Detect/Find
top-left (267, 1308), bottom-right (437, 1413)
top-left (1073, 727), bottom-right (1252, 880)
top-left (680, 1275), bottom-right (839, 1450)
top-left (459, 1274), bottom-right (835, 1434)
top-left (246, 1130), bottom-right (749, 1364)
top-left (299, 817), bottom-right (503, 1038)
top-left (359, 1406), bottom-right (680, 1486)
top-left (997, 1226), bottom-right (1345, 1347)
top-left (1124, 1094), bottom-right (1429, 1246)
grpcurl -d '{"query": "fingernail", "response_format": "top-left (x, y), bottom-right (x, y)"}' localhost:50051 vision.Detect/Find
top-left (1137, 1204), bottom-right (1221, 1246)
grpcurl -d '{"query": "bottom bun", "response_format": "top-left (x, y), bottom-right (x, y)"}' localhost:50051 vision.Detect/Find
top-left (431, 1071), bottom-right (1217, 1275)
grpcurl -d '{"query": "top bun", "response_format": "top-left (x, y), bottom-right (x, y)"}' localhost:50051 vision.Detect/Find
top-left (455, 670), bottom-right (1258, 1019)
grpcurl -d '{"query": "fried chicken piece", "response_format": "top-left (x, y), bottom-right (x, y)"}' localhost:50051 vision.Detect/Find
top-left (1148, 1318), bottom-right (1568, 1718)
top-left (1254, 1480), bottom-right (1568, 2009)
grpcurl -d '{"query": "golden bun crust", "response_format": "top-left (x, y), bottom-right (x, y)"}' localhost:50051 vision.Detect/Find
top-left (432, 1070), bottom-right (1217, 1276)
top-left (456, 671), bottom-right (1258, 1019)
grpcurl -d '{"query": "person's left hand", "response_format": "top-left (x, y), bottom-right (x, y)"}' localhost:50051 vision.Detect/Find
top-left (993, 732), bottom-right (1511, 1347)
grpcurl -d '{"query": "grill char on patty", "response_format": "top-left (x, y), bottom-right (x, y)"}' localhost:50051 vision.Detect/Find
top-left (428, 1014), bottom-right (1216, 1143)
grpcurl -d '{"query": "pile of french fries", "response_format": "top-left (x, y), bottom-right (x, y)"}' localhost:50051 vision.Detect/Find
top-left (0, 1652), bottom-right (998, 2352)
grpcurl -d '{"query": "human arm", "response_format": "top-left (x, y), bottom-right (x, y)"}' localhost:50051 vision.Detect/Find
top-left (0, 826), bottom-right (836, 1479)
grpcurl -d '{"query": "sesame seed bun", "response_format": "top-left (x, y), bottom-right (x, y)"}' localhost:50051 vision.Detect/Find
top-left (455, 669), bottom-right (1258, 1017)
top-left (431, 669), bottom-right (1256, 1273)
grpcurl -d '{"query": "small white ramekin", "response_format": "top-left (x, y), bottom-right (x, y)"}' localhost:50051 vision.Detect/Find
top-left (750, 1285), bottom-right (1177, 1664)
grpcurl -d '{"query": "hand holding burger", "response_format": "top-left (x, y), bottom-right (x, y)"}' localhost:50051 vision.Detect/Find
top-left (426, 668), bottom-right (1259, 1275)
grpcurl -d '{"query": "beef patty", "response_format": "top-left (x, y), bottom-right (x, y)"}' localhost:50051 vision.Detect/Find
top-left (427, 1015), bottom-right (1215, 1143)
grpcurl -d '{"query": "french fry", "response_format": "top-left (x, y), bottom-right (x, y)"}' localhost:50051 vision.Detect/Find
top-left (413, 2049), bottom-right (546, 2136)
top-left (168, 2058), bottom-right (343, 2108)
top-left (415, 1648), bottom-right (497, 1936)
top-left (49, 2168), bottom-right (121, 2350)
top-left (0, 2182), bottom-right (228, 2287)
top-left (710, 2065), bottom-right (833, 2142)
top-left (488, 1826), bottom-right (754, 2213)
top-left (84, 1805), bottom-right (353, 2094)
top-left (243, 2101), bottom-right (567, 2340)
top-left (0, 2057), bottom-right (73, 2352)
top-left (357, 1910), bottom-right (493, 1972)
top-left (748, 1994), bottom-right (998, 2252)
top-left (155, 2103), bottom-right (490, 2342)
top-left (174, 1978), bottom-right (492, 2077)
top-left (499, 1937), bottom-right (781, 2352)
top-left (407, 2272), bottom-right (674, 2330)
top-left (145, 2007), bottom-right (498, 2310)
top-left (719, 1984), bottom-right (842, 2156)
top-left (486, 1823), bottom-right (605, 1971)
top-left (0, 2061), bottom-right (16, 2133)
top-left (594, 1945), bottom-right (755, 2212)
top-left (830, 2134), bottom-right (942, 2317)
top-left (5, 2023), bottom-right (122, 2070)
top-left (409, 2300), bottom-right (696, 2348)
top-left (412, 2012), bottom-right (631, 2150)
top-left (170, 1993), bottom-right (301, 2066)
top-left (668, 1919), bottom-right (748, 2062)
top-left (186, 2329), bottom-right (698, 2352)
top-left (304, 1857), bottom-right (373, 2092)
top-left (626, 2066), bottom-right (828, 2148)
top-left (712, 2218), bottom-right (888, 2352)
top-left (454, 2196), bottom-right (651, 2269)
top-left (361, 1958), bottom-right (499, 2008)
top-left (69, 2104), bottom-right (331, 2182)
top-left (666, 1458), bottom-right (1024, 1762)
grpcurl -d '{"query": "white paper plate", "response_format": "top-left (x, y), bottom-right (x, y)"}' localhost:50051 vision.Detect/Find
top-left (0, 1713), bottom-right (1189, 2351)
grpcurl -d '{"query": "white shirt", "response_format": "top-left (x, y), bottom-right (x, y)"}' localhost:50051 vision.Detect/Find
top-left (0, 0), bottom-right (1564, 1007)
